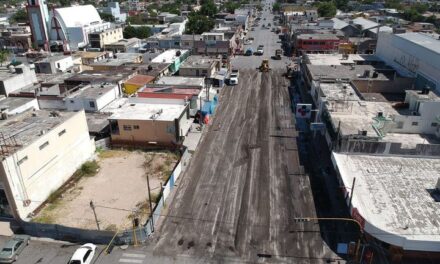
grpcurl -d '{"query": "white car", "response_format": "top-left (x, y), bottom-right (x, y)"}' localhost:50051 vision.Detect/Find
top-left (68, 244), bottom-right (96, 264)
top-left (229, 70), bottom-right (239, 85)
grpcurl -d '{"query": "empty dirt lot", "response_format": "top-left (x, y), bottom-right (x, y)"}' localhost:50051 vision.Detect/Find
top-left (33, 150), bottom-right (178, 230)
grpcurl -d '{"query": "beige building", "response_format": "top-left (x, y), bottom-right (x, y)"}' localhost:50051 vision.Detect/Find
top-left (89, 26), bottom-right (124, 50)
top-left (0, 110), bottom-right (95, 219)
top-left (107, 99), bottom-right (191, 147)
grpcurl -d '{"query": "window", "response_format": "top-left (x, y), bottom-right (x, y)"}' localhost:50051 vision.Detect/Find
top-left (39, 141), bottom-right (49, 150)
top-left (83, 250), bottom-right (92, 262)
top-left (123, 125), bottom-right (132, 131)
top-left (411, 122), bottom-right (418, 126)
top-left (17, 156), bottom-right (28, 165)
top-left (431, 122), bottom-right (438, 127)
top-left (133, 125), bottom-right (140, 129)
top-left (14, 242), bottom-right (22, 251)
top-left (58, 129), bottom-right (66, 136)
top-left (89, 101), bottom-right (95, 108)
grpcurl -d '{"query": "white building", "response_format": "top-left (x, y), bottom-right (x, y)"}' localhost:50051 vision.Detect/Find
top-left (0, 110), bottom-right (95, 219)
top-left (27, 1), bottom-right (112, 51)
top-left (65, 83), bottom-right (120, 112)
top-left (0, 65), bottom-right (37, 96)
top-left (376, 32), bottom-right (440, 93)
top-left (34, 54), bottom-right (74, 74)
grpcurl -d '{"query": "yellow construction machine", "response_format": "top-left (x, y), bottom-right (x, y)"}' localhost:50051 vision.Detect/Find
top-left (258, 59), bottom-right (270, 72)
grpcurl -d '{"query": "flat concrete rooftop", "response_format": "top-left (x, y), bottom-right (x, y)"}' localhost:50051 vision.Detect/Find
top-left (107, 99), bottom-right (187, 121)
top-left (333, 153), bottom-right (440, 252)
top-left (66, 83), bottom-right (118, 99)
top-left (307, 64), bottom-right (391, 81)
top-left (306, 53), bottom-right (381, 66)
top-left (156, 76), bottom-right (205, 87)
top-left (0, 97), bottom-right (36, 111)
top-left (180, 55), bottom-right (219, 69)
top-left (0, 110), bottom-right (76, 156)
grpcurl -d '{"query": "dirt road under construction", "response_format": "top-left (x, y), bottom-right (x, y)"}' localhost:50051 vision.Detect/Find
top-left (153, 69), bottom-right (339, 263)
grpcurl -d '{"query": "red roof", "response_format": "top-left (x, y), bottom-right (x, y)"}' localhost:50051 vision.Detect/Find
top-left (125, 74), bottom-right (155, 86)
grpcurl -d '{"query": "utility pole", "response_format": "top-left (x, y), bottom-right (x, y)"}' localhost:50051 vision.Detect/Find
top-left (146, 172), bottom-right (154, 233)
top-left (348, 177), bottom-right (356, 209)
top-left (89, 200), bottom-right (100, 230)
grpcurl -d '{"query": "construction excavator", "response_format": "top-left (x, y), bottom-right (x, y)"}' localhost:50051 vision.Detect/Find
top-left (258, 59), bottom-right (270, 72)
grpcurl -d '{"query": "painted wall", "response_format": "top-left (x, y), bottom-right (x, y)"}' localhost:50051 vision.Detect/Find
top-left (111, 119), bottom-right (177, 145)
top-left (0, 111), bottom-right (95, 219)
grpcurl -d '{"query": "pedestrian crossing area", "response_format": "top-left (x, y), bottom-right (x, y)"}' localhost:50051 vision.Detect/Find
top-left (118, 252), bottom-right (146, 263)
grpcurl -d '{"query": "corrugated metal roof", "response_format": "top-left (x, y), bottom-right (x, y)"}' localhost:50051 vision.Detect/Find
top-left (396, 32), bottom-right (440, 55)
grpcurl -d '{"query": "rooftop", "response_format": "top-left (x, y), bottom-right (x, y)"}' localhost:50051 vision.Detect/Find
top-left (107, 38), bottom-right (141, 47)
top-left (108, 101), bottom-right (187, 121)
top-left (0, 97), bottom-right (36, 111)
top-left (152, 49), bottom-right (189, 64)
top-left (66, 83), bottom-right (118, 100)
top-left (124, 74), bottom-right (155, 86)
top-left (91, 53), bottom-right (142, 67)
top-left (0, 110), bottom-right (76, 156)
top-left (333, 153), bottom-right (440, 251)
top-left (396, 32), bottom-right (440, 55)
top-left (297, 34), bottom-right (341, 40)
top-left (65, 70), bottom-right (134, 84)
top-left (306, 53), bottom-right (381, 66)
top-left (179, 55), bottom-right (219, 69)
top-left (86, 112), bottom-right (111, 133)
top-left (156, 76), bottom-right (205, 87)
top-left (74, 51), bottom-right (109, 60)
top-left (138, 86), bottom-right (200, 95)
top-left (35, 54), bottom-right (71, 63)
top-left (307, 64), bottom-right (391, 81)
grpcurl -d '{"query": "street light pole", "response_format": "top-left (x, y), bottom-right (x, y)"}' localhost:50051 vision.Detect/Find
top-left (293, 217), bottom-right (364, 263)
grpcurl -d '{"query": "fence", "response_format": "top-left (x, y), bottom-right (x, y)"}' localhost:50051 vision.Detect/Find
top-left (19, 221), bottom-right (115, 244)
top-left (144, 148), bottom-right (190, 236)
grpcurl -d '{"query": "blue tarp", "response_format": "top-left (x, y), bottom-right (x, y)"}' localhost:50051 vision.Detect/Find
top-left (201, 96), bottom-right (218, 115)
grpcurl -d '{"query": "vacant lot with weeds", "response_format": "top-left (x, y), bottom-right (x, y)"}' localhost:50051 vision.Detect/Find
top-left (32, 149), bottom-right (179, 230)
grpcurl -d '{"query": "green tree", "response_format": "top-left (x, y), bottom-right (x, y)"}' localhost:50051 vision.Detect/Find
top-left (272, 2), bottom-right (281, 12)
top-left (127, 15), bottom-right (146, 25)
top-left (99, 12), bottom-right (115, 22)
top-left (0, 50), bottom-right (9, 66)
top-left (160, 3), bottom-right (181, 15)
top-left (402, 8), bottom-right (424, 22)
top-left (200, 0), bottom-right (218, 17)
top-left (136, 26), bottom-right (151, 39)
top-left (123, 26), bottom-right (151, 39)
top-left (223, 2), bottom-right (240, 13)
top-left (317, 2), bottom-right (337, 18)
top-left (185, 12), bottom-right (215, 34)
top-left (10, 9), bottom-right (28, 23)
